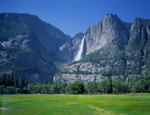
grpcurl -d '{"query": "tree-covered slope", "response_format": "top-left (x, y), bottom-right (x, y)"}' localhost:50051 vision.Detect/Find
top-left (0, 13), bottom-right (70, 82)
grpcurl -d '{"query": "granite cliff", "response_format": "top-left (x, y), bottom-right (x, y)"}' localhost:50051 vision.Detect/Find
top-left (55, 14), bottom-right (150, 83)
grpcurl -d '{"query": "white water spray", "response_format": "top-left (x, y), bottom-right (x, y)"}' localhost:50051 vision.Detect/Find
top-left (74, 37), bottom-right (85, 61)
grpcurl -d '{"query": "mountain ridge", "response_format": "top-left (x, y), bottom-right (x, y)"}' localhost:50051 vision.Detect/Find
top-left (55, 14), bottom-right (150, 83)
top-left (0, 13), bottom-right (70, 82)
top-left (0, 12), bottom-right (150, 83)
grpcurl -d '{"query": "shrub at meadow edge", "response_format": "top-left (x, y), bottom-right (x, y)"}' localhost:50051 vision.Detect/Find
top-left (0, 74), bottom-right (150, 94)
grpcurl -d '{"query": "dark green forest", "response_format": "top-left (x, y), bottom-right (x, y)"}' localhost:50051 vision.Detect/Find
top-left (0, 74), bottom-right (150, 94)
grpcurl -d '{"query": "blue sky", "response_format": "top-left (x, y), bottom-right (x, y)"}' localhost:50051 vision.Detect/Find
top-left (0, 0), bottom-right (150, 36)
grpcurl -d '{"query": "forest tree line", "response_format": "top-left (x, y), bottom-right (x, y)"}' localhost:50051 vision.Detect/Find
top-left (0, 74), bottom-right (150, 94)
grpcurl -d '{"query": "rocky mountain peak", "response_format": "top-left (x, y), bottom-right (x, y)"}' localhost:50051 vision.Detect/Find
top-left (84, 13), bottom-right (129, 55)
top-left (55, 14), bottom-right (150, 83)
top-left (103, 13), bottom-right (118, 20)
top-left (102, 13), bottom-right (121, 25)
top-left (58, 13), bottom-right (131, 63)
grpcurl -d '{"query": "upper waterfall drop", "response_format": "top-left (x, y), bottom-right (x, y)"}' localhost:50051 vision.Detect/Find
top-left (74, 36), bottom-right (85, 61)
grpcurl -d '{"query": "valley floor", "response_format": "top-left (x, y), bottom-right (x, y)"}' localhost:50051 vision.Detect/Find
top-left (0, 93), bottom-right (150, 115)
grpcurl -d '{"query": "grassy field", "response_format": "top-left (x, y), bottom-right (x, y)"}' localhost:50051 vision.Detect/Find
top-left (0, 93), bottom-right (150, 115)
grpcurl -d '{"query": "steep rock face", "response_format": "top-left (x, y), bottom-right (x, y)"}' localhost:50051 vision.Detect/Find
top-left (0, 13), bottom-right (70, 82)
top-left (126, 18), bottom-right (150, 76)
top-left (54, 62), bottom-right (107, 83)
top-left (85, 14), bottom-right (130, 55)
top-left (55, 14), bottom-right (150, 83)
top-left (59, 14), bottom-right (130, 63)
top-left (58, 33), bottom-right (85, 63)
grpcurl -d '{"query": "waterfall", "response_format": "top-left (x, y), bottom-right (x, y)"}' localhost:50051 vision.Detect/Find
top-left (74, 37), bottom-right (85, 61)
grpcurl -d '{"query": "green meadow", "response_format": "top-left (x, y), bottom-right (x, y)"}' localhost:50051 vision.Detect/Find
top-left (0, 93), bottom-right (150, 115)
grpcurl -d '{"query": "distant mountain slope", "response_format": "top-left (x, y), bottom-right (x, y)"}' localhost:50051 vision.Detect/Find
top-left (1, 13), bottom-right (150, 83)
top-left (55, 14), bottom-right (150, 83)
top-left (0, 13), bottom-right (70, 82)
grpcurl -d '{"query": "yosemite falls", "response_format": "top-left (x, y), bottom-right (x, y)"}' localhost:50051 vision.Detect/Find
top-left (74, 37), bottom-right (85, 61)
